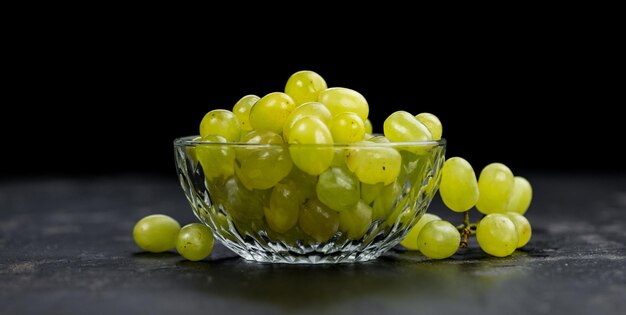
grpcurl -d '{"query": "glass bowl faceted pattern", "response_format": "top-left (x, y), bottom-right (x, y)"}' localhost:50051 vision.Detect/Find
top-left (174, 136), bottom-right (445, 264)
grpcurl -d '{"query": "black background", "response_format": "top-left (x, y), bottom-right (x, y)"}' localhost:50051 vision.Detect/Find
top-left (3, 21), bottom-right (622, 178)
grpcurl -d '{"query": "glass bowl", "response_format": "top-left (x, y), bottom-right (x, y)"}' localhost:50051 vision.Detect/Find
top-left (174, 136), bottom-right (446, 264)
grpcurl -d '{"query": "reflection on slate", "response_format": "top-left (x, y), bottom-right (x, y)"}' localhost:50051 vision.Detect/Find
top-left (0, 174), bottom-right (624, 314)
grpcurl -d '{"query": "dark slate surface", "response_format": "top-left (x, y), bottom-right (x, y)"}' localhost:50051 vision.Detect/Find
top-left (1, 174), bottom-right (625, 315)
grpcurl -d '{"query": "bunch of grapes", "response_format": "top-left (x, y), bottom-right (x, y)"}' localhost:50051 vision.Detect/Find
top-left (133, 70), bottom-right (532, 261)
top-left (400, 159), bottom-right (533, 258)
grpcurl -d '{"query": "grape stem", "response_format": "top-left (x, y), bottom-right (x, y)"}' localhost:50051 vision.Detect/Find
top-left (456, 211), bottom-right (476, 248)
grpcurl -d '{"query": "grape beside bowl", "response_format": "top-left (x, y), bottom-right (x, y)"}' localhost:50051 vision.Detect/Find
top-left (174, 137), bottom-right (446, 264)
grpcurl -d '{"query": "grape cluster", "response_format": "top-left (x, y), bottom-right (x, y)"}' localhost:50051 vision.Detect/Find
top-left (192, 70), bottom-right (441, 245)
top-left (400, 158), bottom-right (533, 258)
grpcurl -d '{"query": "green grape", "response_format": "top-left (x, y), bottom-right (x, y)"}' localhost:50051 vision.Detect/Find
top-left (505, 212), bottom-right (532, 248)
top-left (185, 136), bottom-right (201, 167)
top-left (372, 180), bottom-right (401, 220)
top-left (196, 135), bottom-right (236, 180)
top-left (339, 200), bottom-right (373, 239)
top-left (287, 116), bottom-right (334, 175)
top-left (360, 182), bottom-right (384, 205)
top-left (417, 220), bottom-right (460, 259)
top-left (476, 163), bottom-right (515, 214)
top-left (476, 213), bottom-right (518, 257)
top-left (345, 144), bottom-right (401, 185)
top-left (283, 167), bottom-right (317, 200)
top-left (249, 92), bottom-right (295, 133)
top-left (235, 147), bottom-right (293, 190)
top-left (215, 176), bottom-right (268, 221)
top-left (400, 213), bottom-right (441, 250)
top-left (236, 130), bottom-right (284, 162)
top-left (282, 102), bottom-right (332, 142)
top-left (505, 176), bottom-right (533, 215)
top-left (232, 95), bottom-right (260, 132)
top-left (176, 223), bottom-right (215, 261)
top-left (399, 150), bottom-right (429, 187)
top-left (330, 148), bottom-right (348, 167)
top-left (284, 70), bottom-right (328, 105)
top-left (316, 166), bottom-right (360, 212)
top-left (330, 112), bottom-right (366, 143)
top-left (318, 87), bottom-right (369, 121)
top-left (199, 109), bottom-right (241, 142)
top-left (265, 182), bottom-right (302, 233)
top-left (439, 157), bottom-right (479, 212)
top-left (383, 111), bottom-right (432, 142)
top-left (364, 119), bottom-right (373, 135)
top-left (415, 112), bottom-right (442, 140)
top-left (133, 214), bottom-right (181, 253)
top-left (299, 198), bottom-right (340, 242)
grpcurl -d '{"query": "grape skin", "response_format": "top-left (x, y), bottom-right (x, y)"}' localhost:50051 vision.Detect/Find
top-left (505, 176), bottom-right (533, 215)
top-left (284, 70), bottom-right (328, 106)
top-left (316, 166), bottom-right (361, 212)
top-left (232, 95), bottom-right (260, 132)
top-left (476, 213), bottom-right (518, 257)
top-left (330, 112), bottom-right (366, 143)
top-left (176, 223), bottom-right (215, 261)
top-left (415, 112), bottom-right (442, 140)
top-left (339, 200), bottom-right (373, 239)
top-left (133, 214), bottom-right (181, 253)
top-left (417, 220), bottom-right (460, 259)
top-left (318, 87), bottom-right (369, 121)
top-left (249, 92), bottom-right (295, 133)
top-left (400, 213), bottom-right (441, 250)
top-left (287, 116), bottom-right (334, 175)
top-left (299, 199), bottom-right (340, 242)
top-left (199, 109), bottom-right (241, 142)
top-left (476, 163), bottom-right (515, 214)
top-left (505, 212), bottom-right (532, 248)
top-left (439, 157), bottom-right (479, 212)
top-left (384, 111), bottom-right (432, 142)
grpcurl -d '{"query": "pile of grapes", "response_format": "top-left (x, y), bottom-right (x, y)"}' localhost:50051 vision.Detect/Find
top-left (133, 70), bottom-right (533, 261)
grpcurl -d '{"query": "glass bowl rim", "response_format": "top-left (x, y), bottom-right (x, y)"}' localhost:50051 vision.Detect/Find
top-left (174, 135), bottom-right (446, 148)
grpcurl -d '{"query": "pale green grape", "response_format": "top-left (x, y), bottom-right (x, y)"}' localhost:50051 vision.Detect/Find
top-left (383, 111), bottom-right (432, 142)
top-left (330, 112), bottom-right (365, 143)
top-left (372, 180), bottom-right (401, 220)
top-left (505, 176), bottom-right (533, 215)
top-left (439, 157), bottom-right (479, 212)
top-left (176, 223), bottom-right (214, 261)
top-left (133, 214), bottom-right (181, 253)
top-left (265, 182), bottom-right (302, 233)
top-left (236, 147), bottom-right (293, 190)
top-left (318, 87), bottom-right (369, 121)
top-left (283, 167), bottom-right (317, 200)
top-left (476, 213), bottom-right (518, 257)
top-left (415, 112), bottom-right (442, 140)
top-left (345, 144), bottom-right (401, 185)
top-left (505, 212), bottom-right (532, 248)
top-left (199, 109), bottom-right (241, 142)
top-left (282, 102), bottom-right (332, 142)
top-left (316, 166), bottom-right (360, 212)
top-left (360, 182), bottom-right (384, 205)
top-left (339, 200), bottom-right (373, 239)
top-left (476, 163), bottom-right (515, 214)
top-left (364, 119), bottom-right (373, 135)
top-left (299, 198), bottom-right (340, 242)
top-left (330, 148), bottom-right (348, 167)
top-left (196, 135), bottom-right (236, 180)
top-left (287, 116), bottom-right (334, 175)
top-left (284, 70), bottom-right (328, 105)
top-left (417, 220), bottom-right (460, 259)
top-left (236, 130), bottom-right (284, 162)
top-left (400, 213), bottom-right (441, 250)
top-left (232, 95), bottom-right (260, 132)
top-left (216, 176), bottom-right (268, 222)
top-left (249, 92), bottom-right (295, 133)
